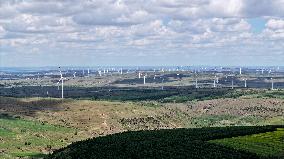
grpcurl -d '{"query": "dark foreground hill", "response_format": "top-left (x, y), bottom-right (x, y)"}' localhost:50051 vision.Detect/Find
top-left (46, 125), bottom-right (283, 159)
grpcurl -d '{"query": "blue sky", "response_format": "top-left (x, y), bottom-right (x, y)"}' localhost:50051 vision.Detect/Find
top-left (247, 18), bottom-right (266, 33)
top-left (0, 0), bottom-right (284, 67)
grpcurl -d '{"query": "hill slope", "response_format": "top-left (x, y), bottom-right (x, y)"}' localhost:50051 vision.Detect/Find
top-left (47, 125), bottom-right (283, 159)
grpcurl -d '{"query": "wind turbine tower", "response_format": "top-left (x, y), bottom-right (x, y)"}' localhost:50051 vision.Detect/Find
top-left (59, 68), bottom-right (66, 99)
top-left (57, 82), bottom-right (60, 90)
top-left (195, 78), bottom-right (198, 89)
top-left (143, 75), bottom-right (146, 85)
top-left (271, 78), bottom-right (274, 90)
top-left (73, 72), bottom-right (76, 78)
top-left (239, 67), bottom-right (242, 75)
top-left (161, 78), bottom-right (164, 90)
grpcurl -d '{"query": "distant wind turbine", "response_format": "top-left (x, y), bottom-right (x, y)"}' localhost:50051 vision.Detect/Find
top-left (73, 72), bottom-right (76, 78)
top-left (59, 68), bottom-right (66, 99)
top-left (98, 70), bottom-right (102, 76)
top-left (271, 78), bottom-right (274, 90)
top-left (243, 79), bottom-right (247, 88)
top-left (57, 82), bottom-right (60, 90)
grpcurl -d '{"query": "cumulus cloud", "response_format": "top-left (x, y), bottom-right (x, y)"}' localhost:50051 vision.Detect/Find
top-left (266, 19), bottom-right (284, 30)
top-left (0, 0), bottom-right (284, 66)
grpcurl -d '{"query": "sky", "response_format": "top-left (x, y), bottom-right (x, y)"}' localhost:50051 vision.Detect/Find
top-left (0, 0), bottom-right (284, 67)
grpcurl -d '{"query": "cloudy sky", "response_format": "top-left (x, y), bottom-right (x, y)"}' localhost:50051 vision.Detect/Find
top-left (0, 0), bottom-right (284, 67)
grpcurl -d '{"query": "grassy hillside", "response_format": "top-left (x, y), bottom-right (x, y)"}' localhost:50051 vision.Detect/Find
top-left (210, 128), bottom-right (284, 158)
top-left (0, 96), bottom-right (283, 158)
top-left (47, 125), bottom-right (283, 159)
top-left (0, 114), bottom-right (78, 159)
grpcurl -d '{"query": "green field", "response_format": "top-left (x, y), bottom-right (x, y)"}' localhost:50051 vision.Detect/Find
top-left (210, 128), bottom-right (284, 158)
top-left (0, 114), bottom-right (78, 159)
top-left (47, 125), bottom-right (283, 159)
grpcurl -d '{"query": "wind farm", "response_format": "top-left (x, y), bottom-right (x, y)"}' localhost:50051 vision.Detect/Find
top-left (1, 0), bottom-right (284, 159)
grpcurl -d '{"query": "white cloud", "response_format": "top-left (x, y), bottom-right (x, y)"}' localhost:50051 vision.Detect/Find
top-left (0, 0), bottom-right (284, 66)
top-left (0, 25), bottom-right (6, 38)
top-left (266, 19), bottom-right (284, 30)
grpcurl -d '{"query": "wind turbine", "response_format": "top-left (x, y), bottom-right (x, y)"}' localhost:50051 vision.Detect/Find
top-left (243, 79), bottom-right (247, 88)
top-left (271, 78), bottom-right (274, 90)
top-left (161, 78), bottom-right (164, 90)
top-left (98, 70), bottom-right (102, 76)
top-left (59, 68), bottom-right (66, 99)
top-left (195, 78), bottom-right (198, 89)
top-left (143, 74), bottom-right (146, 85)
top-left (57, 82), bottom-right (60, 90)
top-left (213, 79), bottom-right (216, 88)
top-left (138, 72), bottom-right (141, 79)
top-left (239, 67), bottom-right (242, 75)
top-left (73, 72), bottom-right (76, 78)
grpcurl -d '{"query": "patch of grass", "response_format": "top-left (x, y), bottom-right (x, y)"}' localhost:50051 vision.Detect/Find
top-left (244, 90), bottom-right (284, 99)
top-left (191, 115), bottom-right (237, 127)
top-left (11, 152), bottom-right (47, 158)
top-left (0, 114), bottom-right (77, 159)
top-left (137, 101), bottom-right (163, 108)
top-left (209, 128), bottom-right (284, 158)
top-left (190, 115), bottom-right (265, 127)
top-left (262, 116), bottom-right (284, 125)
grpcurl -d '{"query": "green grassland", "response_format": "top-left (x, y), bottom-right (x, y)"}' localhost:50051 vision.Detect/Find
top-left (0, 114), bottom-right (80, 159)
top-left (47, 125), bottom-right (284, 159)
top-left (210, 128), bottom-right (284, 158)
